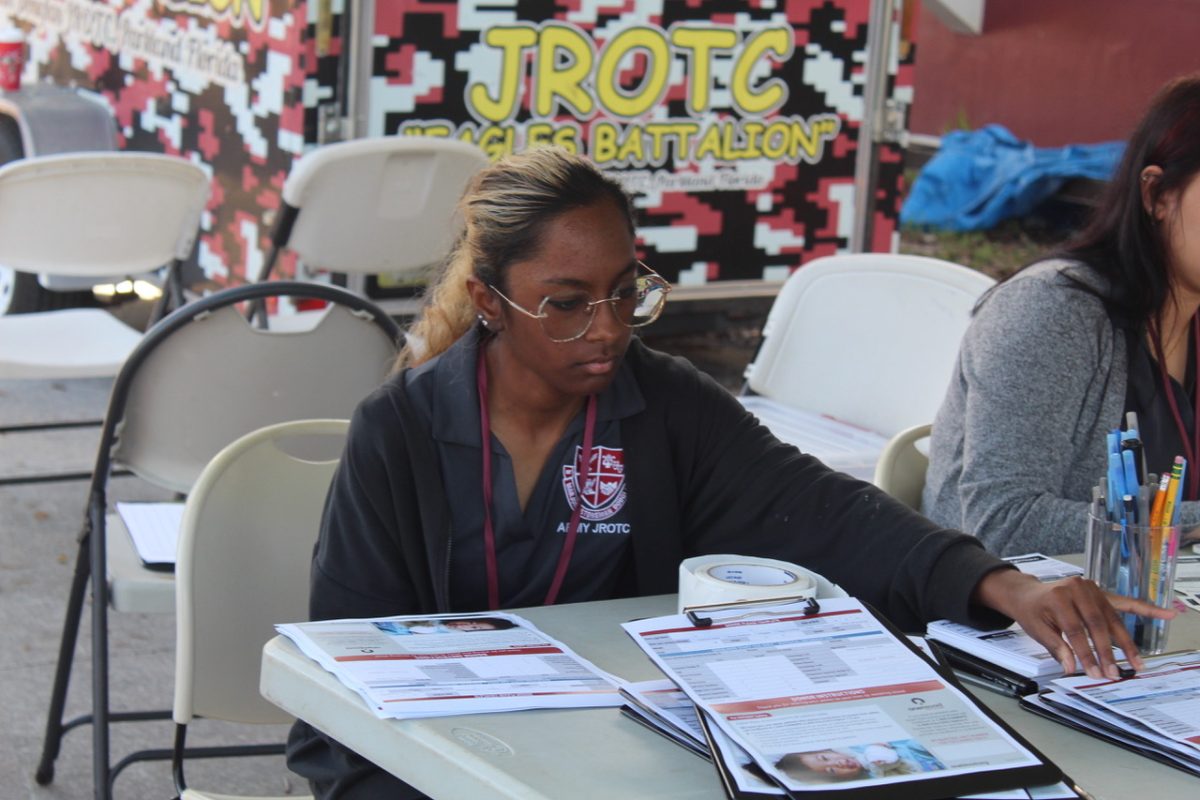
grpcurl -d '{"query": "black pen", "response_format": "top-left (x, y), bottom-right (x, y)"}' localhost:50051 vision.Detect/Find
top-left (1120, 435), bottom-right (1148, 488)
top-left (952, 668), bottom-right (1030, 698)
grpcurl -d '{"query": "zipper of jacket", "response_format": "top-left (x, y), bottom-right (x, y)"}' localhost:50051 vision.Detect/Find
top-left (440, 523), bottom-right (453, 613)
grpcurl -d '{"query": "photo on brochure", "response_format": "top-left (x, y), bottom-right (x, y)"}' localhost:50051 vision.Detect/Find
top-left (372, 616), bottom-right (517, 635)
top-left (775, 739), bottom-right (946, 785)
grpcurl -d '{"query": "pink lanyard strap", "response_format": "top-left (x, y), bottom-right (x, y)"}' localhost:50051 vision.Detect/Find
top-left (476, 348), bottom-right (597, 610)
top-left (1147, 313), bottom-right (1200, 500)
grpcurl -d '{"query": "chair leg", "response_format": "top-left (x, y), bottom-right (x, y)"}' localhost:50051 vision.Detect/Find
top-left (90, 500), bottom-right (113, 800)
top-left (34, 530), bottom-right (92, 786)
top-left (172, 722), bottom-right (188, 799)
top-left (247, 245), bottom-right (282, 329)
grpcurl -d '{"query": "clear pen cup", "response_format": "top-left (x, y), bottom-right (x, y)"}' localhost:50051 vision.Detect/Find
top-left (1085, 512), bottom-right (1179, 655)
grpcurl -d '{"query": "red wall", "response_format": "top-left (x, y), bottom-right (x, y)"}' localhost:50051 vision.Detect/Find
top-left (909, 0), bottom-right (1200, 146)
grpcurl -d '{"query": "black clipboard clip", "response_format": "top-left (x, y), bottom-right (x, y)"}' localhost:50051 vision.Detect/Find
top-left (684, 594), bottom-right (820, 628)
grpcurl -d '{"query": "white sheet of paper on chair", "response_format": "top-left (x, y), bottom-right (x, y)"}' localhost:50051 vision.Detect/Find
top-left (737, 396), bottom-right (887, 480)
top-left (116, 501), bottom-right (185, 567)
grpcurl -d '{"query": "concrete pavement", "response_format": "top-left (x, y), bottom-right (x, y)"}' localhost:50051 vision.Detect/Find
top-left (1, 375), bottom-right (304, 799)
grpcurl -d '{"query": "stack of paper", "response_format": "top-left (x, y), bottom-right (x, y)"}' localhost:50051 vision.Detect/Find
top-left (276, 612), bottom-right (621, 719)
top-left (737, 396), bottom-right (887, 481)
top-left (1022, 651), bottom-right (1200, 777)
top-left (618, 679), bottom-right (708, 758)
top-left (1174, 551), bottom-right (1200, 611)
top-left (925, 621), bottom-right (1065, 685)
top-left (622, 597), bottom-right (1062, 798)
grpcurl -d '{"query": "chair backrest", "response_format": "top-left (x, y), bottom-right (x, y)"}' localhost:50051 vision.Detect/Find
top-left (103, 281), bottom-right (400, 494)
top-left (0, 151), bottom-right (208, 275)
top-left (743, 254), bottom-right (995, 435)
top-left (174, 418), bottom-right (349, 725)
top-left (872, 423), bottom-right (933, 510)
top-left (280, 136), bottom-right (489, 276)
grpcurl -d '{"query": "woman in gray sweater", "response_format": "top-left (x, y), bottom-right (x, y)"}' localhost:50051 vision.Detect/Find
top-left (924, 73), bottom-right (1200, 556)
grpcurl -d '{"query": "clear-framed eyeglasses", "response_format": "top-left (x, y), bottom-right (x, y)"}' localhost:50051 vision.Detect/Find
top-left (488, 261), bottom-right (672, 343)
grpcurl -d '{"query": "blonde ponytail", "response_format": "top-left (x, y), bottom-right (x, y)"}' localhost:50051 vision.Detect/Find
top-left (396, 244), bottom-right (475, 368)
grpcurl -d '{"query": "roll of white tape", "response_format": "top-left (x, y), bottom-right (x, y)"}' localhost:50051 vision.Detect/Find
top-left (677, 554), bottom-right (847, 613)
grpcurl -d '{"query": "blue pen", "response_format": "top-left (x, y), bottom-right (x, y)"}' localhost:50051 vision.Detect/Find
top-left (1120, 494), bottom-right (1137, 638)
top-left (1105, 453), bottom-right (1127, 591)
top-left (1122, 449), bottom-right (1140, 497)
top-left (1173, 459), bottom-right (1188, 526)
top-left (1107, 429), bottom-right (1120, 458)
top-left (1108, 452), bottom-right (1126, 517)
top-left (1120, 430), bottom-right (1147, 487)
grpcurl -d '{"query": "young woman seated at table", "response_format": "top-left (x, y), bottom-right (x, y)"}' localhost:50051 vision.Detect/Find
top-left (923, 72), bottom-right (1200, 556)
top-left (286, 147), bottom-right (1169, 799)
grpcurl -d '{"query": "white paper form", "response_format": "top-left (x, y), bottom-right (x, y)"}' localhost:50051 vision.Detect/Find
top-left (622, 598), bottom-right (1045, 794)
top-left (925, 621), bottom-right (1065, 679)
top-left (621, 680), bottom-right (786, 795)
top-left (620, 679), bottom-right (705, 746)
top-left (700, 711), bottom-right (788, 796)
top-left (276, 612), bottom-right (621, 719)
top-left (1174, 552), bottom-right (1200, 610)
top-left (1031, 688), bottom-right (1200, 772)
top-left (115, 501), bottom-right (185, 565)
top-left (736, 396), bottom-right (887, 481)
top-left (1001, 554), bottom-right (1084, 583)
top-left (1052, 650), bottom-right (1200, 753)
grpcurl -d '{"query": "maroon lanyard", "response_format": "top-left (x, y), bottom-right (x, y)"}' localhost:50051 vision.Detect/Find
top-left (1147, 313), bottom-right (1200, 500)
top-left (476, 348), bottom-right (597, 610)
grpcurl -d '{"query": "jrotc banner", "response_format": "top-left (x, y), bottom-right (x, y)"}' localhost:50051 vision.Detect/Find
top-left (360, 1), bottom-right (913, 284)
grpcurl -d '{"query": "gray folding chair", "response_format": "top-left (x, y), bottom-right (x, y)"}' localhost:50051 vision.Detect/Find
top-left (252, 135), bottom-right (488, 321)
top-left (35, 281), bottom-right (401, 799)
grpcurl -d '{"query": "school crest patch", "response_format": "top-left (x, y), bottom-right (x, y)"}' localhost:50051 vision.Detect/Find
top-left (562, 445), bottom-right (627, 522)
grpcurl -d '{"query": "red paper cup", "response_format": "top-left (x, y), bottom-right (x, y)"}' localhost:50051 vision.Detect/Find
top-left (0, 28), bottom-right (25, 92)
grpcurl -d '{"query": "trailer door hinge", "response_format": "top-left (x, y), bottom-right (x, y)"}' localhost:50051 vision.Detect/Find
top-left (317, 103), bottom-right (349, 144)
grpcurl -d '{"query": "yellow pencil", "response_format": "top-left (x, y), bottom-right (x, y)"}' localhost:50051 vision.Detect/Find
top-left (1150, 458), bottom-right (1184, 604)
top-left (1161, 457), bottom-right (1184, 530)
top-left (1149, 472), bottom-right (1170, 526)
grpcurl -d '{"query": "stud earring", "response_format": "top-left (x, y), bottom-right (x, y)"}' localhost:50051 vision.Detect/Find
top-left (477, 314), bottom-right (489, 328)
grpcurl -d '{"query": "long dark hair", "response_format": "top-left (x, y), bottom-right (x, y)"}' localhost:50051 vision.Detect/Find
top-left (1057, 72), bottom-right (1200, 328)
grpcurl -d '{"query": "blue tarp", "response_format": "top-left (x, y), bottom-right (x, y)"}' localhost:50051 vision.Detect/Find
top-left (899, 124), bottom-right (1124, 232)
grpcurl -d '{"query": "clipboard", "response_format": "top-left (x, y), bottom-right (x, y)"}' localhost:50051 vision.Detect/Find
top-left (927, 640), bottom-right (1042, 698)
top-left (655, 596), bottom-right (1065, 800)
top-left (1020, 690), bottom-right (1200, 779)
top-left (695, 706), bottom-right (787, 798)
top-left (618, 705), bottom-right (712, 761)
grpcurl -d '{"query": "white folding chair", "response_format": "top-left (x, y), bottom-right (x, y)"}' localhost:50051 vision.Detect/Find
top-left (254, 136), bottom-right (488, 316)
top-left (35, 282), bottom-right (401, 799)
top-left (873, 423), bottom-right (933, 510)
top-left (0, 152), bottom-right (209, 382)
top-left (172, 419), bottom-right (347, 799)
top-left (741, 254), bottom-right (994, 476)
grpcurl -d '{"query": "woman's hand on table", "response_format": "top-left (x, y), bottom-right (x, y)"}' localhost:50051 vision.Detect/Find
top-left (972, 569), bottom-right (1176, 679)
